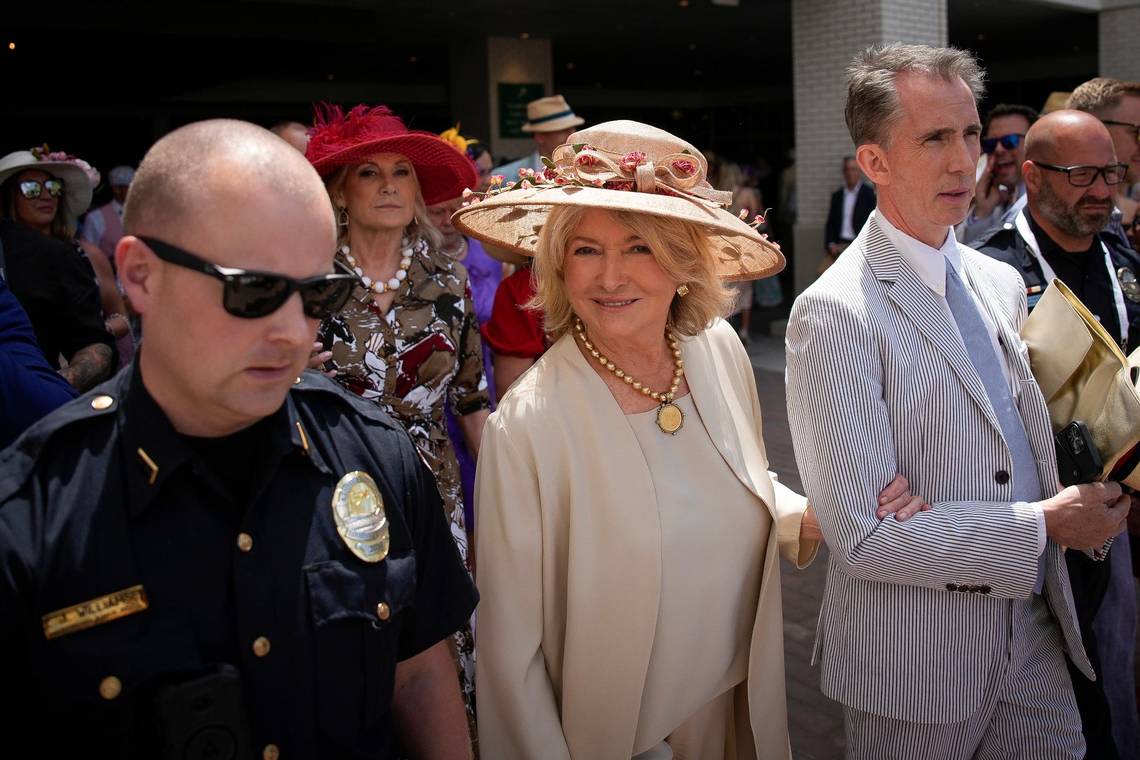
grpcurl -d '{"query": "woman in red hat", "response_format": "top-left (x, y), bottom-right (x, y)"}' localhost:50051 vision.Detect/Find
top-left (306, 104), bottom-right (488, 737)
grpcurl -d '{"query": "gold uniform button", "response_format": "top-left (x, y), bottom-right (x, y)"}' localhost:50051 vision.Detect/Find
top-left (99, 676), bottom-right (122, 700)
top-left (376, 602), bottom-right (391, 621)
top-left (252, 636), bottom-right (271, 657)
top-left (263, 744), bottom-right (280, 760)
top-left (237, 533), bottom-right (253, 552)
top-left (90, 395), bottom-right (114, 411)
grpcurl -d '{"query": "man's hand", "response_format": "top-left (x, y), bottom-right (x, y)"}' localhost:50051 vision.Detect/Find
top-left (876, 473), bottom-right (929, 521)
top-left (973, 157), bottom-right (1001, 219)
top-left (1041, 481), bottom-right (1131, 550)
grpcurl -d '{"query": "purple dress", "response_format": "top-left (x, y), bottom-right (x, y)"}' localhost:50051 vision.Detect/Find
top-left (445, 237), bottom-right (502, 530)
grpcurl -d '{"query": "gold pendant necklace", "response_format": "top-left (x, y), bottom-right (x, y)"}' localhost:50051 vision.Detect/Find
top-left (574, 317), bottom-right (686, 435)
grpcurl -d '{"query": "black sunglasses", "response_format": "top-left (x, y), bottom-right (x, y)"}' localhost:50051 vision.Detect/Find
top-left (140, 236), bottom-right (359, 319)
top-left (19, 178), bottom-right (65, 199)
top-left (1030, 161), bottom-right (1128, 188)
top-left (980, 134), bottom-right (1025, 154)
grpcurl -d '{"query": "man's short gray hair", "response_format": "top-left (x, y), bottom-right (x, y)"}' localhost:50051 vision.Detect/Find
top-left (845, 43), bottom-right (986, 147)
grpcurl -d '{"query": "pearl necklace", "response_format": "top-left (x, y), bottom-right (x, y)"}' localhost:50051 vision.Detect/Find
top-left (574, 317), bottom-right (686, 434)
top-left (339, 243), bottom-right (412, 296)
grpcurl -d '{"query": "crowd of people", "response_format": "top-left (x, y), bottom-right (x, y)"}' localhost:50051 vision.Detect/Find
top-left (0, 40), bottom-right (1138, 760)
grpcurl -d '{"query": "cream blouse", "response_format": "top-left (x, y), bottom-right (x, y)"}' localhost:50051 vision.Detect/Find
top-left (628, 394), bottom-right (771, 757)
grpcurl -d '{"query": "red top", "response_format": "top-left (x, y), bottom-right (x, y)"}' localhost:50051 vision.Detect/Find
top-left (482, 267), bottom-right (547, 359)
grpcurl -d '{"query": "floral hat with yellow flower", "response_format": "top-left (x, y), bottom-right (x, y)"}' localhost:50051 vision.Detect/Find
top-left (451, 120), bottom-right (783, 281)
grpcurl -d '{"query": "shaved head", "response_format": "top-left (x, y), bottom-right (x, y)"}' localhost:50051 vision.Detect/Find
top-left (124, 119), bottom-right (332, 240)
top-left (116, 119), bottom-right (339, 437)
top-left (1023, 109), bottom-right (1117, 247)
top-left (1024, 109), bottom-right (1115, 165)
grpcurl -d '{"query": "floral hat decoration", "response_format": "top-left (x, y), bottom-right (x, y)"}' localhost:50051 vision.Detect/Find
top-left (451, 120), bottom-right (783, 281)
top-left (305, 104), bottom-right (478, 206)
top-left (0, 144), bottom-right (99, 222)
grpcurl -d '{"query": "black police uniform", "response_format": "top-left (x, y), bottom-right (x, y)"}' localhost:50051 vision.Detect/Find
top-left (0, 362), bottom-right (478, 759)
top-left (975, 208), bottom-right (1140, 760)
top-left (973, 208), bottom-right (1140, 353)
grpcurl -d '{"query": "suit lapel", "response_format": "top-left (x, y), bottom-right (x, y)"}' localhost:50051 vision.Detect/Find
top-left (865, 219), bottom-right (1004, 437)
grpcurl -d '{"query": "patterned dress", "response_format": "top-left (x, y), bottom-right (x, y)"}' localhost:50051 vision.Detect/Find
top-left (318, 234), bottom-right (489, 730)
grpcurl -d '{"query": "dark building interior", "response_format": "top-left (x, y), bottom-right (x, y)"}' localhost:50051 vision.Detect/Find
top-left (4, 0), bottom-right (1099, 209)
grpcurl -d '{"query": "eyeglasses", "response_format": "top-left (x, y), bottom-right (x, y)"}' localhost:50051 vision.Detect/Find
top-left (1102, 120), bottom-right (1140, 143)
top-left (140, 236), bottom-right (359, 319)
top-left (981, 134), bottom-right (1025, 154)
top-left (18, 178), bottom-right (65, 199)
top-left (1030, 161), bottom-right (1128, 188)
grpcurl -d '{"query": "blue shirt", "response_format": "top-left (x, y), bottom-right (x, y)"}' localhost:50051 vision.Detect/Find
top-left (0, 278), bottom-right (77, 448)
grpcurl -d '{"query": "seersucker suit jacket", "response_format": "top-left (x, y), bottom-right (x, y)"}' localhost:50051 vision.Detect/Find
top-left (785, 213), bottom-right (1093, 724)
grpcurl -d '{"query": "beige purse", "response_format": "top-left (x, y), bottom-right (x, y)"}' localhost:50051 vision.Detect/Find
top-left (1021, 278), bottom-right (1140, 489)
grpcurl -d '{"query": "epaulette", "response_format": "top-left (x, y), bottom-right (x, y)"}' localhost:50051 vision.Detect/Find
top-left (0, 381), bottom-right (122, 504)
top-left (289, 370), bottom-right (403, 433)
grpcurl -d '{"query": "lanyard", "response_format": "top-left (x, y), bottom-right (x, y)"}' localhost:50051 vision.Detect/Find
top-left (1014, 209), bottom-right (1129, 349)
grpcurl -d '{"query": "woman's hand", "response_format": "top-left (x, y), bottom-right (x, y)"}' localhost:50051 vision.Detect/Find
top-left (875, 474), bottom-right (929, 521)
top-left (308, 341), bottom-right (336, 378)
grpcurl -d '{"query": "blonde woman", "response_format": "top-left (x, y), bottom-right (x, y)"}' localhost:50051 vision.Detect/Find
top-left (304, 104), bottom-right (489, 740)
top-left (457, 121), bottom-right (923, 759)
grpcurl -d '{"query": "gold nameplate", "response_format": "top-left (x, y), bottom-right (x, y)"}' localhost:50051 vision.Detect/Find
top-left (41, 585), bottom-right (149, 640)
top-left (332, 471), bottom-right (390, 563)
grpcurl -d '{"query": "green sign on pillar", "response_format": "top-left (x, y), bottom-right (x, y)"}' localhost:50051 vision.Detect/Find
top-left (498, 83), bottom-right (545, 139)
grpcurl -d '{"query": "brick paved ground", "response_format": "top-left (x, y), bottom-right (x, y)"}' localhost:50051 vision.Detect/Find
top-left (749, 336), bottom-right (846, 760)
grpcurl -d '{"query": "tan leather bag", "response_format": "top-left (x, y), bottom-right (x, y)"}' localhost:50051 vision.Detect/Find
top-left (1021, 278), bottom-right (1140, 489)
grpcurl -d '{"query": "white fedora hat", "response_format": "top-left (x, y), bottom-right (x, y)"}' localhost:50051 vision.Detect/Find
top-left (520, 95), bottom-right (585, 134)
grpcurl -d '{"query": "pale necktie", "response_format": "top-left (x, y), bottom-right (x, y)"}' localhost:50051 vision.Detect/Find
top-left (945, 263), bottom-right (1045, 592)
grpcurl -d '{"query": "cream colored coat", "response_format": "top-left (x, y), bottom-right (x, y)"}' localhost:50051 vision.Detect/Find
top-left (474, 320), bottom-right (818, 759)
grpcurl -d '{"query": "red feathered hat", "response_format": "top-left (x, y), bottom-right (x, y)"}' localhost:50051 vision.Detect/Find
top-left (306, 104), bottom-right (478, 205)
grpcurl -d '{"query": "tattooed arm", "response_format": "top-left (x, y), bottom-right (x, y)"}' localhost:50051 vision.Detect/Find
top-left (60, 343), bottom-right (113, 392)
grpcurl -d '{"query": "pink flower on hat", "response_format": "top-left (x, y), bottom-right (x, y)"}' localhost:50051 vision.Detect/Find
top-left (619, 151), bottom-right (647, 173)
top-left (490, 174), bottom-right (505, 186)
top-left (672, 159), bottom-right (697, 176)
top-left (575, 152), bottom-right (600, 167)
top-left (607, 181), bottom-right (634, 191)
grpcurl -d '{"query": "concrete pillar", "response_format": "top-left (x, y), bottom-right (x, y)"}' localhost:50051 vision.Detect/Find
top-left (790, 0), bottom-right (947, 295)
top-left (486, 37), bottom-right (553, 163)
top-left (1099, 2), bottom-right (1140, 81)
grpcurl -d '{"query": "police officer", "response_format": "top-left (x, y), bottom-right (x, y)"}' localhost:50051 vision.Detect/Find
top-left (0, 120), bottom-right (478, 759)
top-left (975, 110), bottom-right (1139, 353)
top-left (975, 109), bottom-right (1140, 760)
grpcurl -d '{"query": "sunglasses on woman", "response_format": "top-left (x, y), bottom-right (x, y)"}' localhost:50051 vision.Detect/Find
top-left (140, 236), bottom-right (360, 319)
top-left (980, 134), bottom-right (1025, 154)
top-left (19, 178), bottom-right (65, 199)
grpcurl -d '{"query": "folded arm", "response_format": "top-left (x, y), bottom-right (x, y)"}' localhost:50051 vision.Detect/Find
top-left (785, 291), bottom-right (1041, 598)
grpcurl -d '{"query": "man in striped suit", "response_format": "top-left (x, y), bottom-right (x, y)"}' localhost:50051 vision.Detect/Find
top-left (785, 43), bottom-right (1132, 759)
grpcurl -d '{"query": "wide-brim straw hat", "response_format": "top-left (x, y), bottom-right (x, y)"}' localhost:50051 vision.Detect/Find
top-left (452, 120), bottom-right (784, 281)
top-left (520, 95), bottom-right (585, 134)
top-left (0, 150), bottom-right (94, 222)
top-left (306, 104), bottom-right (478, 206)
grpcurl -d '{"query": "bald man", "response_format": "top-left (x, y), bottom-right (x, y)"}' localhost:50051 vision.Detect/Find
top-left (975, 109), bottom-right (1140, 759)
top-left (0, 120), bottom-right (477, 759)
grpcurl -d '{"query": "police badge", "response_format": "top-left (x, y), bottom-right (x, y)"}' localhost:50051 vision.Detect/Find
top-left (1118, 267), bottom-right (1140, 303)
top-left (332, 471), bottom-right (390, 562)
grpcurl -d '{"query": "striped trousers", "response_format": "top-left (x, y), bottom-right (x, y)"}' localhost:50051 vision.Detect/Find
top-left (844, 594), bottom-right (1085, 760)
